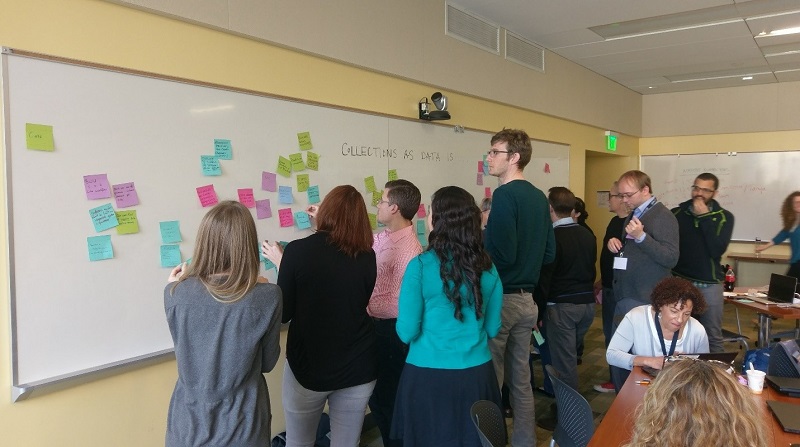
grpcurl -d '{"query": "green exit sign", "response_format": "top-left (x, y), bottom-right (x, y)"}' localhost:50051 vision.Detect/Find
top-left (606, 134), bottom-right (617, 151)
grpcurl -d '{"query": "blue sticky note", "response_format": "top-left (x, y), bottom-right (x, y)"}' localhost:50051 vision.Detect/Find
top-left (417, 233), bottom-right (427, 247)
top-left (416, 219), bottom-right (426, 235)
top-left (160, 244), bottom-right (182, 268)
top-left (214, 139), bottom-right (232, 160)
top-left (307, 185), bottom-right (321, 204)
top-left (295, 211), bottom-right (311, 229)
top-left (279, 186), bottom-right (294, 204)
top-left (89, 203), bottom-right (119, 232)
top-left (201, 155), bottom-right (222, 176)
top-left (87, 235), bottom-right (113, 261)
top-left (160, 220), bottom-right (182, 244)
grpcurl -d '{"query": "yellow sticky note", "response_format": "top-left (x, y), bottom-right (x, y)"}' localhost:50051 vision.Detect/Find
top-left (26, 123), bottom-right (55, 151)
top-left (306, 151), bottom-right (319, 171)
top-left (388, 169), bottom-right (398, 181)
top-left (277, 156), bottom-right (292, 177)
top-left (297, 174), bottom-right (310, 192)
top-left (116, 210), bottom-right (139, 235)
top-left (297, 132), bottom-right (313, 150)
top-left (372, 190), bottom-right (383, 206)
top-left (289, 153), bottom-right (305, 172)
top-left (365, 176), bottom-right (377, 192)
top-left (368, 213), bottom-right (378, 230)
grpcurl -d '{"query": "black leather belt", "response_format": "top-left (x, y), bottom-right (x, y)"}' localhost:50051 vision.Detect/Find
top-left (503, 287), bottom-right (534, 294)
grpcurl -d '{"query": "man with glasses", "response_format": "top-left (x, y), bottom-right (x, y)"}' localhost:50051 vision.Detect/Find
top-left (607, 170), bottom-right (679, 321)
top-left (368, 180), bottom-right (423, 447)
top-left (484, 128), bottom-right (555, 447)
top-left (671, 173), bottom-right (734, 353)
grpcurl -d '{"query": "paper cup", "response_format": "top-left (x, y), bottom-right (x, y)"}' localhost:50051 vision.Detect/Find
top-left (746, 370), bottom-right (766, 394)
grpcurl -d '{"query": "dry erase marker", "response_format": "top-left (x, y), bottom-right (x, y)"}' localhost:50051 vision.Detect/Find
top-left (635, 379), bottom-right (651, 386)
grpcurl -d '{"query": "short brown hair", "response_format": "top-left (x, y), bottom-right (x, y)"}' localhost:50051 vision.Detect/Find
top-left (619, 170), bottom-right (653, 194)
top-left (548, 186), bottom-right (575, 217)
top-left (490, 128), bottom-right (532, 171)
top-left (650, 277), bottom-right (706, 314)
top-left (315, 185), bottom-right (374, 257)
top-left (385, 179), bottom-right (421, 221)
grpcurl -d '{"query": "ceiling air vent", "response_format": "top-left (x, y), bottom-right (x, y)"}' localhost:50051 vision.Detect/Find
top-left (445, 3), bottom-right (500, 54)
top-left (505, 31), bottom-right (545, 72)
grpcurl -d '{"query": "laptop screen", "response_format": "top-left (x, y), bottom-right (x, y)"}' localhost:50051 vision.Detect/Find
top-left (767, 273), bottom-right (798, 303)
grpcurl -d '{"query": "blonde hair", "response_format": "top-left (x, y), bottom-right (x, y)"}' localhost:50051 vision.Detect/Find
top-left (171, 201), bottom-right (260, 302)
top-left (625, 359), bottom-right (767, 447)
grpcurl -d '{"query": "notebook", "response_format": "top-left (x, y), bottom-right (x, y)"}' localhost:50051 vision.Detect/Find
top-left (767, 400), bottom-right (800, 434)
top-left (743, 273), bottom-right (797, 305)
top-left (766, 375), bottom-right (800, 398)
top-left (641, 352), bottom-right (739, 377)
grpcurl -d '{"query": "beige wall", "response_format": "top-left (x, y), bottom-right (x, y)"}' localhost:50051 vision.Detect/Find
top-left (0, 1), bottom-right (623, 445)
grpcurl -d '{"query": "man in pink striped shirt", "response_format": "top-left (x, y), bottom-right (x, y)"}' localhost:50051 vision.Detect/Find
top-left (368, 179), bottom-right (423, 447)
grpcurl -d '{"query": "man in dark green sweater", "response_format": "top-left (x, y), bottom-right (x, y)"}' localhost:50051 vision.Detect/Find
top-left (484, 128), bottom-right (555, 447)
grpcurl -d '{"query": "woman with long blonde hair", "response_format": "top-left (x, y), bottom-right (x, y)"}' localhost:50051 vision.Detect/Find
top-left (165, 200), bottom-right (282, 447)
top-left (626, 359), bottom-right (767, 447)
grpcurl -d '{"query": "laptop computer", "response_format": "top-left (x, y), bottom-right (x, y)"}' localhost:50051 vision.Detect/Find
top-left (742, 273), bottom-right (797, 305)
top-left (766, 375), bottom-right (800, 398)
top-left (641, 352), bottom-right (739, 377)
top-left (767, 400), bottom-right (800, 434)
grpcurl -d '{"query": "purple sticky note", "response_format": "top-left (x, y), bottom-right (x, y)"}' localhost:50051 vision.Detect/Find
top-left (278, 208), bottom-right (294, 227)
top-left (84, 174), bottom-right (111, 200)
top-left (196, 184), bottom-right (218, 207)
top-left (238, 188), bottom-right (255, 208)
top-left (256, 199), bottom-right (272, 219)
top-left (113, 182), bottom-right (139, 208)
top-left (477, 173), bottom-right (483, 185)
top-left (262, 171), bottom-right (277, 192)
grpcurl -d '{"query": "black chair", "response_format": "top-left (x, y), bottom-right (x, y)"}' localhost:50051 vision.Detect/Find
top-left (545, 365), bottom-right (594, 447)
top-left (470, 400), bottom-right (507, 447)
top-left (768, 339), bottom-right (800, 378)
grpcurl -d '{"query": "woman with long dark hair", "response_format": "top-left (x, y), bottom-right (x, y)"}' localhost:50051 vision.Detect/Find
top-left (757, 191), bottom-right (800, 280)
top-left (391, 186), bottom-right (503, 447)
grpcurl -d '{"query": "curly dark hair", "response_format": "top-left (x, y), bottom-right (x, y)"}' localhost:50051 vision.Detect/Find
top-left (428, 186), bottom-right (493, 321)
top-left (650, 277), bottom-right (707, 314)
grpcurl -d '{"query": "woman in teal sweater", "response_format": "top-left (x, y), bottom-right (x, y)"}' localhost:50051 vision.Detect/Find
top-left (391, 186), bottom-right (503, 447)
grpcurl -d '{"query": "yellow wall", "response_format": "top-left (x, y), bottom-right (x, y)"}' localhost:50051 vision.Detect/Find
top-left (0, 1), bottom-right (627, 444)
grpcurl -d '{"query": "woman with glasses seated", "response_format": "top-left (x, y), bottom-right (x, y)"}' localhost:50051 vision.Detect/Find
top-left (607, 277), bottom-right (709, 372)
top-left (625, 358), bottom-right (767, 447)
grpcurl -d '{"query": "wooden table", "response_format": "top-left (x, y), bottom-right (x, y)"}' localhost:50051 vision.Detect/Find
top-left (727, 251), bottom-right (791, 270)
top-left (588, 366), bottom-right (800, 446)
top-left (725, 295), bottom-right (800, 348)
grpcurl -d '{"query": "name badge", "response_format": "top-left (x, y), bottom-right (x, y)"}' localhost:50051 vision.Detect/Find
top-left (613, 257), bottom-right (628, 270)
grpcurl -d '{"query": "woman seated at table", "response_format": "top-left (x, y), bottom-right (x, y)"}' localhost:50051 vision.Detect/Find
top-left (607, 277), bottom-right (709, 372)
top-left (625, 358), bottom-right (767, 447)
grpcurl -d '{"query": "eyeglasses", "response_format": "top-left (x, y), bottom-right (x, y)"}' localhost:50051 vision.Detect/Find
top-left (486, 149), bottom-right (511, 158)
top-left (376, 200), bottom-right (392, 207)
top-left (609, 193), bottom-right (623, 199)
top-left (690, 185), bottom-right (715, 194)
top-left (618, 189), bottom-right (642, 199)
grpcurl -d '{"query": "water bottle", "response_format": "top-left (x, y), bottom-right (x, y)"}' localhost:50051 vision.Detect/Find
top-left (754, 237), bottom-right (761, 258)
top-left (724, 265), bottom-right (736, 292)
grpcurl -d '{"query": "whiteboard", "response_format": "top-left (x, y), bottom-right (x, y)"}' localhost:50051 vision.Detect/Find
top-left (641, 152), bottom-right (800, 241)
top-left (1, 50), bottom-right (568, 399)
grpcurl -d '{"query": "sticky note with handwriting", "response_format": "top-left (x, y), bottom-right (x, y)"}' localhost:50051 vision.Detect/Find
top-left (160, 220), bottom-right (182, 244)
top-left (297, 174), bottom-right (310, 192)
top-left (84, 174), bottom-right (111, 200)
top-left (277, 156), bottom-right (292, 177)
top-left (417, 204), bottom-right (426, 218)
top-left (238, 188), bottom-right (256, 208)
top-left (112, 182), bottom-right (139, 208)
top-left (256, 199), bottom-right (272, 219)
top-left (306, 151), bottom-right (319, 171)
top-left (307, 185), bottom-right (321, 204)
top-left (26, 123), bottom-right (55, 151)
top-left (388, 169), bottom-right (398, 181)
top-left (295, 211), bottom-right (311, 229)
top-left (160, 244), bottom-right (182, 268)
top-left (365, 176), bottom-right (376, 192)
top-left (289, 153), bottom-right (305, 172)
top-left (262, 171), bottom-right (277, 192)
top-left (115, 210), bottom-right (139, 235)
top-left (201, 155), bottom-right (222, 176)
top-left (297, 132), bottom-right (313, 150)
top-left (214, 139), bottom-right (232, 160)
top-left (87, 235), bottom-right (113, 261)
top-left (278, 208), bottom-right (294, 227)
top-left (477, 173), bottom-right (483, 185)
top-left (196, 184), bottom-right (218, 207)
top-left (89, 203), bottom-right (119, 232)
top-left (372, 190), bottom-right (382, 206)
top-left (279, 186), bottom-right (294, 204)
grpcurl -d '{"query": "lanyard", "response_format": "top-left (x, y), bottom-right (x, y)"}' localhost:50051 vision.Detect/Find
top-left (654, 310), bottom-right (679, 356)
top-left (619, 197), bottom-right (658, 255)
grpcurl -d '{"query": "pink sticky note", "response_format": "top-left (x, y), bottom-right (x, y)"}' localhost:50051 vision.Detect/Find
top-left (262, 171), bottom-right (277, 192)
top-left (478, 161), bottom-right (484, 173)
top-left (196, 184), bottom-right (218, 207)
top-left (238, 188), bottom-right (255, 208)
top-left (255, 199), bottom-right (272, 219)
top-left (112, 182), bottom-right (139, 208)
top-left (84, 174), bottom-right (111, 200)
top-left (544, 163), bottom-right (551, 174)
top-left (477, 173), bottom-right (483, 185)
top-left (417, 204), bottom-right (426, 218)
top-left (485, 187), bottom-right (491, 198)
top-left (278, 208), bottom-right (294, 227)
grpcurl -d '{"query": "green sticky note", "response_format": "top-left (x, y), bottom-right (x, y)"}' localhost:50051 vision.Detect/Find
top-left (289, 153), bottom-right (305, 172)
top-left (533, 329), bottom-right (545, 345)
top-left (297, 131), bottom-right (313, 150)
top-left (306, 151), bottom-right (319, 171)
top-left (372, 190), bottom-right (382, 206)
top-left (365, 176), bottom-right (376, 192)
top-left (87, 235), bottom-right (113, 261)
top-left (297, 174), bottom-right (310, 192)
top-left (26, 123), bottom-right (55, 151)
top-left (201, 155), bottom-right (222, 176)
top-left (160, 244), bottom-right (182, 268)
top-left (277, 156), bottom-right (292, 177)
top-left (388, 169), bottom-right (398, 181)
top-left (214, 139), bottom-right (232, 160)
top-left (368, 213), bottom-right (378, 230)
top-left (116, 210), bottom-right (139, 235)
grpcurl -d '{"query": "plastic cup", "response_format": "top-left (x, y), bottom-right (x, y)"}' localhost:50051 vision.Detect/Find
top-left (746, 369), bottom-right (766, 394)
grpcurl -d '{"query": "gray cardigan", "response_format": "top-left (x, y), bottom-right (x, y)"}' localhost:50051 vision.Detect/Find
top-left (612, 201), bottom-right (680, 316)
top-left (165, 278), bottom-right (282, 447)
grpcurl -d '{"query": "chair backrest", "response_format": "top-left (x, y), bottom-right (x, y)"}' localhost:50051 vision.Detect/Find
top-left (545, 364), bottom-right (595, 447)
top-left (470, 400), bottom-right (507, 447)
top-left (768, 339), bottom-right (800, 378)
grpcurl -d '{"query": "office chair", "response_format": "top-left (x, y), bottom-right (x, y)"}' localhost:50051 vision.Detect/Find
top-left (768, 339), bottom-right (800, 378)
top-left (721, 328), bottom-right (750, 352)
top-left (545, 365), bottom-right (595, 447)
top-left (470, 400), bottom-right (507, 447)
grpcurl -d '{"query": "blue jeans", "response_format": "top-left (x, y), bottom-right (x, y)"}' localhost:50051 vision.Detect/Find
top-left (692, 283), bottom-right (724, 353)
top-left (489, 292), bottom-right (538, 447)
top-left (282, 363), bottom-right (376, 447)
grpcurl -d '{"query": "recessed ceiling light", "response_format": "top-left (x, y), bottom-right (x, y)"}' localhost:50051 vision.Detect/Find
top-left (742, 76), bottom-right (753, 80)
top-left (648, 86), bottom-right (654, 89)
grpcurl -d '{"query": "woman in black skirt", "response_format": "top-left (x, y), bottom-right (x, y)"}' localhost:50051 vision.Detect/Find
top-left (391, 186), bottom-right (504, 446)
